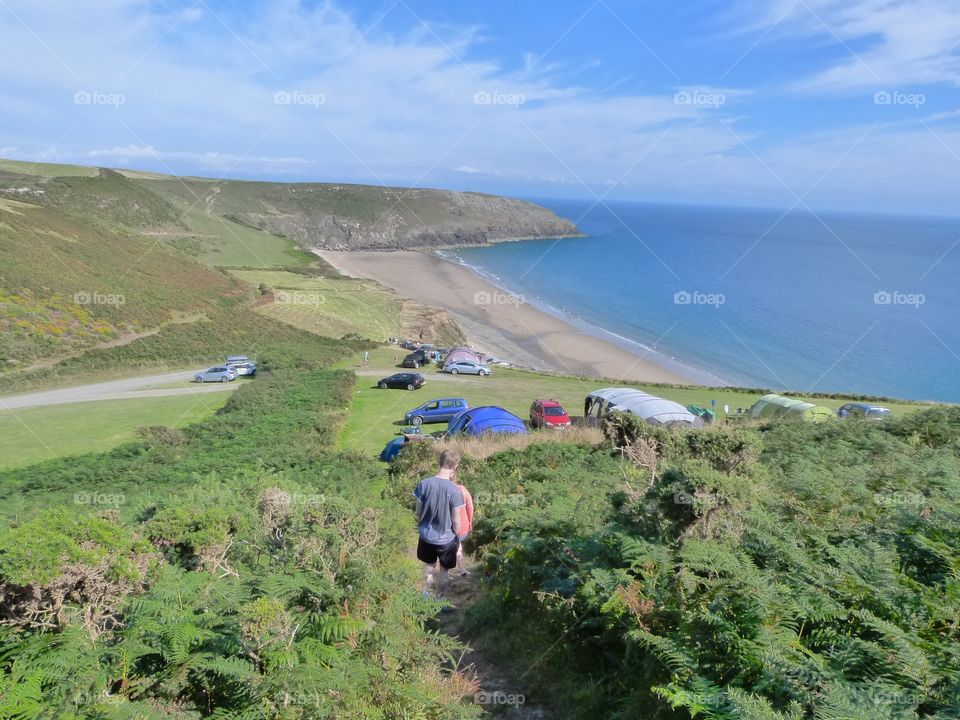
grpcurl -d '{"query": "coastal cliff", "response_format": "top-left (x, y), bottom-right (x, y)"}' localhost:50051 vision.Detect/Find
top-left (224, 185), bottom-right (581, 251)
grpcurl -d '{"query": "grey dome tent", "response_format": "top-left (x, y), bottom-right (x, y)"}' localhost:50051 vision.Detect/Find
top-left (585, 387), bottom-right (704, 428)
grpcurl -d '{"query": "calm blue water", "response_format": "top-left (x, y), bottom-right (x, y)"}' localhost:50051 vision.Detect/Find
top-left (451, 200), bottom-right (960, 403)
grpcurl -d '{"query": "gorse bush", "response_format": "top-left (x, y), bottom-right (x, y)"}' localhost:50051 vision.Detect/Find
top-left (406, 413), bottom-right (960, 719)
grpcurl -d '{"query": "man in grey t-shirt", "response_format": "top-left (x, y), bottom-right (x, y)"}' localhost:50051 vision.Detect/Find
top-left (413, 449), bottom-right (464, 598)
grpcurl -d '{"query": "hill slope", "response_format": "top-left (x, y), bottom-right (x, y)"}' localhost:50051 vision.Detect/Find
top-left (0, 158), bottom-right (580, 253)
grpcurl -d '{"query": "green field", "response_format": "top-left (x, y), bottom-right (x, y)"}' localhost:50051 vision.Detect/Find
top-left (0, 391), bottom-right (232, 470)
top-left (336, 346), bottom-right (931, 455)
top-left (0, 158), bottom-right (99, 177)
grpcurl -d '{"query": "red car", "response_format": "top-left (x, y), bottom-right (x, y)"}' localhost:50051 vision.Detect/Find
top-left (530, 399), bottom-right (571, 428)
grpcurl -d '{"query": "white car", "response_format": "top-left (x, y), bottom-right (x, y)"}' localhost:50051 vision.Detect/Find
top-left (194, 366), bottom-right (238, 383)
top-left (442, 360), bottom-right (491, 376)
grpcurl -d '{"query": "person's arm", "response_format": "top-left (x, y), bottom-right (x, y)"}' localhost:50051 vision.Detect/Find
top-left (450, 487), bottom-right (465, 537)
top-left (415, 499), bottom-right (424, 522)
top-left (451, 509), bottom-right (463, 537)
top-left (465, 491), bottom-right (474, 525)
top-left (413, 482), bottom-right (424, 522)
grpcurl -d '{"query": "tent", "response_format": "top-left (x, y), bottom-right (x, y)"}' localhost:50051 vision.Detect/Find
top-left (443, 346), bottom-right (484, 366)
top-left (379, 437), bottom-right (406, 462)
top-left (584, 387), bottom-right (704, 428)
top-left (748, 394), bottom-right (836, 423)
top-left (446, 406), bottom-right (528, 436)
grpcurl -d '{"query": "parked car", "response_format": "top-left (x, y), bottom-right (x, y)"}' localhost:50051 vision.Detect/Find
top-left (404, 398), bottom-right (468, 426)
top-left (377, 372), bottom-right (426, 390)
top-left (231, 361), bottom-right (257, 377)
top-left (530, 399), bottom-right (571, 428)
top-left (226, 355), bottom-right (250, 365)
top-left (442, 360), bottom-right (491, 376)
top-left (194, 366), bottom-right (238, 383)
top-left (837, 402), bottom-right (892, 420)
top-left (402, 349), bottom-right (430, 368)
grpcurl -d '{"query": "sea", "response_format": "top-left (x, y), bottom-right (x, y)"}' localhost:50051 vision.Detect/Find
top-left (443, 199), bottom-right (960, 403)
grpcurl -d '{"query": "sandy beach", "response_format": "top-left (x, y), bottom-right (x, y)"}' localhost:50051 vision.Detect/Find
top-left (318, 249), bottom-right (694, 385)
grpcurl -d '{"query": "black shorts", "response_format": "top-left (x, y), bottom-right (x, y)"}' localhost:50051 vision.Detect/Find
top-left (417, 537), bottom-right (460, 570)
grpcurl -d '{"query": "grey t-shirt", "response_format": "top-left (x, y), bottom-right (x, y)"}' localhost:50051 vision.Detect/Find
top-left (413, 475), bottom-right (465, 545)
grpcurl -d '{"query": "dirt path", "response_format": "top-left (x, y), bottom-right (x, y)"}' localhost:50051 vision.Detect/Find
top-left (437, 562), bottom-right (547, 719)
top-left (0, 370), bottom-right (237, 410)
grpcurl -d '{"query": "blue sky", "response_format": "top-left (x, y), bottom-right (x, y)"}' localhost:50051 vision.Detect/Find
top-left (2, 0), bottom-right (960, 214)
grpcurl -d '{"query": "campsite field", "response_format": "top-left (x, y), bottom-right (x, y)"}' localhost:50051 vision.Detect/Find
top-left (0, 391), bottom-right (232, 470)
top-left (335, 347), bottom-right (931, 455)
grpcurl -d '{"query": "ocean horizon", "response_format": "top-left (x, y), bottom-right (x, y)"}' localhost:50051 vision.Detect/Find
top-left (448, 199), bottom-right (960, 403)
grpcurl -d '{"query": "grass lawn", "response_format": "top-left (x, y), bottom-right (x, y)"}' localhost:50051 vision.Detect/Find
top-left (336, 347), bottom-right (933, 456)
top-left (178, 206), bottom-right (310, 267)
top-left (0, 391), bottom-right (231, 470)
top-left (230, 269), bottom-right (412, 341)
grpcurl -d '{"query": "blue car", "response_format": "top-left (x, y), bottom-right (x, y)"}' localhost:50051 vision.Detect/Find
top-left (404, 398), bottom-right (468, 426)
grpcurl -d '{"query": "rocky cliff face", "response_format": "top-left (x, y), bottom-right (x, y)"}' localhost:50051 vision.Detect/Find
top-left (229, 186), bottom-right (580, 251)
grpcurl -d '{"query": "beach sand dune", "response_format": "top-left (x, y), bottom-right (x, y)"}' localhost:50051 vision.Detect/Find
top-left (319, 250), bottom-right (693, 385)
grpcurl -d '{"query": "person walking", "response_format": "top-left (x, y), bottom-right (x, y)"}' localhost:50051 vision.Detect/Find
top-left (452, 478), bottom-right (474, 576)
top-left (413, 450), bottom-right (464, 598)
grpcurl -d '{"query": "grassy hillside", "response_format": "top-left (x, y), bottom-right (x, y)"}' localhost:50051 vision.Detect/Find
top-left (388, 408), bottom-right (960, 719)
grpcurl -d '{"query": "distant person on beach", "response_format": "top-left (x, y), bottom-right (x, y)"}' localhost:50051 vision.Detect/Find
top-left (413, 450), bottom-right (464, 598)
top-left (452, 478), bottom-right (474, 576)
top-left (362, 351), bottom-right (369, 366)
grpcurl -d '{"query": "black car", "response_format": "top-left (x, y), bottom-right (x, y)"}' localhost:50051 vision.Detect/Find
top-left (378, 372), bottom-right (426, 390)
top-left (402, 349), bottom-right (430, 368)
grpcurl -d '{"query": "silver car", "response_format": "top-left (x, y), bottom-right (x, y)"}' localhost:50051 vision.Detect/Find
top-left (230, 361), bottom-right (257, 377)
top-left (194, 366), bottom-right (238, 383)
top-left (442, 360), bottom-right (491, 376)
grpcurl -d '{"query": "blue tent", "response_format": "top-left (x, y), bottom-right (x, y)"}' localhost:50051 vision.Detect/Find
top-left (446, 406), bottom-right (528, 436)
top-left (379, 437), bottom-right (406, 462)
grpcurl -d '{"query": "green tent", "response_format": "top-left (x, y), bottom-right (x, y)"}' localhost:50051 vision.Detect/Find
top-left (748, 394), bottom-right (836, 423)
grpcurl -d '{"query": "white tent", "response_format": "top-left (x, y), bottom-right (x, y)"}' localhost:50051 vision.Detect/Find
top-left (585, 387), bottom-right (703, 428)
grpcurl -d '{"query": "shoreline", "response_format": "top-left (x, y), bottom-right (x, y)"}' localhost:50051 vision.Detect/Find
top-left (317, 248), bottom-right (700, 386)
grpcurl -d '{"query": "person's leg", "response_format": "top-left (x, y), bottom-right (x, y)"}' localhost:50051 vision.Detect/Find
top-left (422, 561), bottom-right (435, 597)
top-left (455, 543), bottom-right (467, 575)
top-left (435, 565), bottom-right (449, 597)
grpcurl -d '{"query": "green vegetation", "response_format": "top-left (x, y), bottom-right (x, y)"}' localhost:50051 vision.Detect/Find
top-left (0, 351), bottom-right (479, 719)
top-left (336, 347), bottom-right (930, 455)
top-left (386, 409), bottom-right (960, 719)
top-left (0, 159), bottom-right (99, 177)
top-left (0, 391), bottom-right (233, 470)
